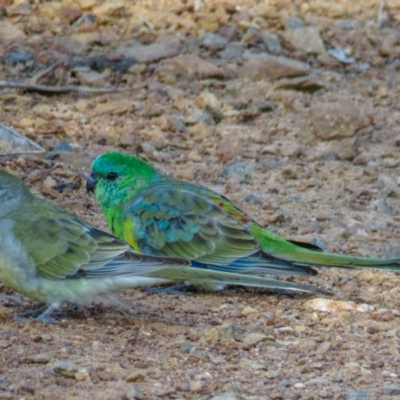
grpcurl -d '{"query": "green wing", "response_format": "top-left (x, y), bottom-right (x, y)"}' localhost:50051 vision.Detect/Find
top-left (123, 180), bottom-right (260, 265)
top-left (13, 202), bottom-right (188, 280)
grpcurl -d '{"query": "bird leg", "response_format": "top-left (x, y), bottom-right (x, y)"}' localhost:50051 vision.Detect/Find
top-left (13, 304), bottom-right (48, 315)
top-left (142, 282), bottom-right (195, 296)
top-left (13, 306), bottom-right (67, 323)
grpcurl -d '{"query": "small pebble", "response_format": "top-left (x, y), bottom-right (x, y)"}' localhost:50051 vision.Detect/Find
top-left (53, 360), bottom-right (80, 378)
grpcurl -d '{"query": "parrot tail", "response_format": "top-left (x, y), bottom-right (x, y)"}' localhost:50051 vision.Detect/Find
top-left (250, 224), bottom-right (400, 271)
top-left (288, 250), bottom-right (400, 270)
top-left (147, 267), bottom-right (331, 296)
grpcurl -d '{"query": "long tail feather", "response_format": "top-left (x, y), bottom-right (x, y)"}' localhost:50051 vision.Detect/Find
top-left (251, 225), bottom-right (400, 271)
top-left (290, 251), bottom-right (400, 270)
top-left (147, 267), bottom-right (332, 296)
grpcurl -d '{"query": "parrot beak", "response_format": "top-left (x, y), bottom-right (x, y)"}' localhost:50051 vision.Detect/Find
top-left (86, 173), bottom-right (97, 193)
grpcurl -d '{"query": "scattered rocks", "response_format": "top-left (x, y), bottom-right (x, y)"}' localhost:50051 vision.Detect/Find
top-left (277, 141), bottom-right (303, 158)
top-left (239, 358), bottom-right (267, 370)
top-left (209, 393), bottom-right (238, 400)
top-left (217, 25), bottom-right (241, 42)
top-left (0, 123), bottom-right (45, 156)
top-left (308, 1), bottom-right (348, 18)
top-left (310, 98), bottom-right (370, 140)
top-left (384, 384), bottom-right (400, 396)
top-left (222, 162), bottom-right (253, 182)
top-left (92, 99), bottom-right (132, 116)
top-left (218, 43), bottom-right (244, 60)
top-left (196, 90), bottom-right (222, 111)
top-left (322, 137), bottom-right (358, 161)
top-left (125, 384), bottom-right (144, 400)
top-left (0, 305), bottom-right (12, 322)
top-left (75, 69), bottom-right (111, 87)
top-left (202, 32), bottom-right (228, 52)
top-left (240, 306), bottom-right (260, 318)
top-left (273, 75), bottom-right (324, 92)
top-left (284, 18), bottom-right (305, 30)
top-left (92, 1), bottom-right (125, 23)
top-left (116, 40), bottom-right (182, 64)
top-left (53, 360), bottom-right (81, 379)
top-left (160, 55), bottom-right (225, 80)
top-left (369, 198), bottom-right (393, 216)
top-left (186, 112), bottom-right (215, 126)
top-left (0, 21), bottom-right (26, 43)
top-left (261, 32), bottom-right (282, 55)
top-left (241, 333), bottom-right (267, 347)
top-left (345, 391), bottom-right (370, 400)
top-left (125, 371), bottom-right (146, 382)
top-left (180, 343), bottom-right (196, 353)
top-left (280, 27), bottom-right (328, 58)
top-left (304, 298), bottom-right (374, 313)
top-left (241, 54), bottom-right (310, 81)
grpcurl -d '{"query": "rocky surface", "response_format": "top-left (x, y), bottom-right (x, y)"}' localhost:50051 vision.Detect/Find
top-left (1, 0), bottom-right (400, 398)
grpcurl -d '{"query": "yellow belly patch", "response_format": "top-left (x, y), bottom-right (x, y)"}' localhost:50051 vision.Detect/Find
top-left (123, 219), bottom-right (140, 252)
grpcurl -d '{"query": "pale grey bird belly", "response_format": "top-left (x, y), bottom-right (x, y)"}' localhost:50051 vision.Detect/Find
top-left (0, 220), bottom-right (171, 307)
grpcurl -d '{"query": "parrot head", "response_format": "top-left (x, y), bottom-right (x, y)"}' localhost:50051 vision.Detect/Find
top-left (87, 151), bottom-right (157, 208)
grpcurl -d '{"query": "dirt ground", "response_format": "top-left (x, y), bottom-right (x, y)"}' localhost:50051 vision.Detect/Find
top-left (1, 0), bottom-right (400, 399)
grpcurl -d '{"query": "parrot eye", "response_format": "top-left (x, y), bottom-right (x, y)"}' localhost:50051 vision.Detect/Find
top-left (105, 172), bottom-right (119, 181)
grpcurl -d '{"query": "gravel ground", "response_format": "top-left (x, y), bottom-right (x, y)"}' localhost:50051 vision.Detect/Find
top-left (1, 0), bottom-right (400, 399)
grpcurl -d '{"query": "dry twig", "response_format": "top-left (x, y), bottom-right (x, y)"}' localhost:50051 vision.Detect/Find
top-left (0, 81), bottom-right (119, 94)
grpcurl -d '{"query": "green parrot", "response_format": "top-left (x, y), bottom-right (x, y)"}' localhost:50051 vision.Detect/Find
top-left (87, 151), bottom-right (400, 293)
top-left (0, 169), bottom-right (327, 322)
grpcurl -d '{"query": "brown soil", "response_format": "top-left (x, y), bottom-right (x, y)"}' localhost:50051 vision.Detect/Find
top-left (1, 1), bottom-right (400, 399)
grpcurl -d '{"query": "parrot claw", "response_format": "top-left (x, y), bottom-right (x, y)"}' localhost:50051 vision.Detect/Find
top-left (13, 305), bottom-right (48, 315)
top-left (13, 315), bottom-right (57, 324)
top-left (142, 283), bottom-right (195, 296)
top-left (13, 306), bottom-right (65, 323)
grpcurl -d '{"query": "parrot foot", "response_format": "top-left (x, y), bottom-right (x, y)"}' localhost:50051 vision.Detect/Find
top-left (142, 282), bottom-right (195, 296)
top-left (13, 305), bottom-right (48, 315)
top-left (13, 306), bottom-right (63, 323)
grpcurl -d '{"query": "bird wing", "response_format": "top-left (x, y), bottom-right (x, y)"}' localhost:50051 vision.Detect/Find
top-left (13, 203), bottom-right (188, 280)
top-left (124, 183), bottom-right (260, 265)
